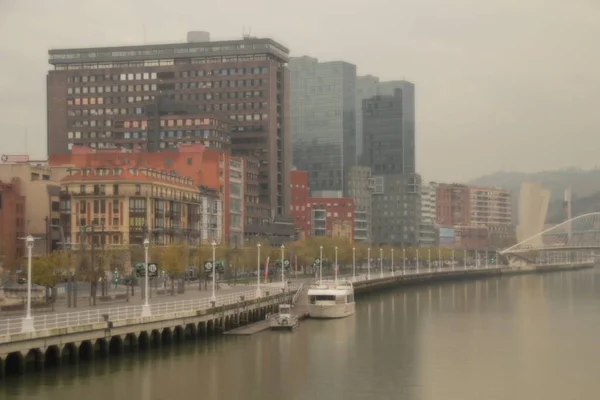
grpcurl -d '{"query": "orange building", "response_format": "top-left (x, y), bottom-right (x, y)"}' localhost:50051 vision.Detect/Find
top-left (49, 144), bottom-right (249, 244)
top-left (0, 179), bottom-right (26, 269)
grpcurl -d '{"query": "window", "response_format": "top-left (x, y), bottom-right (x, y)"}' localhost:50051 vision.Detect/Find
top-left (129, 217), bottom-right (146, 227)
top-left (113, 199), bottom-right (119, 213)
top-left (93, 200), bottom-right (106, 213)
top-left (79, 200), bottom-right (86, 213)
top-left (129, 198), bottom-right (146, 212)
top-left (51, 201), bottom-right (60, 212)
top-left (113, 184), bottom-right (119, 195)
top-left (135, 184), bottom-right (141, 195)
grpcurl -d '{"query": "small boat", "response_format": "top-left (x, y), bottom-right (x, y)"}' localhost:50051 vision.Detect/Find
top-left (306, 279), bottom-right (355, 319)
top-left (270, 303), bottom-right (299, 331)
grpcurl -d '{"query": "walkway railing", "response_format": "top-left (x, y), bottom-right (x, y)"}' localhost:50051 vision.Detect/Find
top-left (291, 283), bottom-right (304, 305)
top-left (0, 284), bottom-right (302, 336)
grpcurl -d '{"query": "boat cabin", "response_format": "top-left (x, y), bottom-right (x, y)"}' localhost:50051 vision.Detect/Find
top-left (279, 304), bottom-right (292, 317)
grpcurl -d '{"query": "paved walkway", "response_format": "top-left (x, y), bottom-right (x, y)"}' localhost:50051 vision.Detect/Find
top-left (0, 281), bottom-right (290, 319)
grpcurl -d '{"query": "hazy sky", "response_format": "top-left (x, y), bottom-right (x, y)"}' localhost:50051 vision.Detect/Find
top-left (0, 0), bottom-right (598, 182)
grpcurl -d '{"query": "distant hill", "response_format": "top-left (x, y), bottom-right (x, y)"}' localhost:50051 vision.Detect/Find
top-left (469, 168), bottom-right (600, 224)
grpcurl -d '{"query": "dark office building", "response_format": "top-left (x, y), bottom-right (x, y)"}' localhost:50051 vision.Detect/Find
top-left (289, 56), bottom-right (356, 194)
top-left (47, 31), bottom-right (293, 237)
top-left (362, 85), bottom-right (415, 174)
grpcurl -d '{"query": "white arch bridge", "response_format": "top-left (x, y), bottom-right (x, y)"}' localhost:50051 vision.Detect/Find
top-left (500, 212), bottom-right (600, 267)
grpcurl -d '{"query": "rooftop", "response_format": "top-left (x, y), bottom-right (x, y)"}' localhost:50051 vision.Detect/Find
top-left (49, 36), bottom-right (289, 65)
top-left (61, 166), bottom-right (197, 189)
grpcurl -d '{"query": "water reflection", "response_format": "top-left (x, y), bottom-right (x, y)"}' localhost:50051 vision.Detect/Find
top-left (3, 270), bottom-right (600, 400)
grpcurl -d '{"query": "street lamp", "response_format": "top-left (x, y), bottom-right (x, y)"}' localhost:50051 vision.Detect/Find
top-left (256, 243), bottom-right (262, 297)
top-left (379, 248), bottom-right (384, 278)
top-left (367, 247), bottom-right (371, 280)
top-left (451, 249), bottom-right (455, 272)
top-left (211, 240), bottom-right (217, 303)
top-left (21, 235), bottom-right (35, 333)
top-left (402, 248), bottom-right (406, 276)
top-left (428, 249), bottom-right (431, 273)
top-left (319, 246), bottom-right (323, 283)
top-left (334, 246), bottom-right (338, 283)
top-left (391, 248), bottom-right (394, 276)
top-left (416, 248), bottom-right (420, 274)
top-left (463, 249), bottom-right (467, 270)
top-left (141, 238), bottom-right (151, 317)
top-left (438, 247), bottom-right (441, 271)
top-left (280, 244), bottom-right (285, 290)
top-left (352, 247), bottom-right (356, 282)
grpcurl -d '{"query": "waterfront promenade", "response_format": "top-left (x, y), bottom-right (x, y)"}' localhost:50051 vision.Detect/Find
top-left (0, 260), bottom-right (592, 378)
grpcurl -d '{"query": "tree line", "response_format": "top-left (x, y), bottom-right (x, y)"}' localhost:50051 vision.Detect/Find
top-left (24, 237), bottom-right (472, 304)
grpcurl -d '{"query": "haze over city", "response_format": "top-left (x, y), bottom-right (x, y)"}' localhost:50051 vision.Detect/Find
top-left (1, 0), bottom-right (599, 182)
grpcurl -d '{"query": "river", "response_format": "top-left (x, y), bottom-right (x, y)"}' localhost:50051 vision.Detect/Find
top-left (3, 269), bottom-right (600, 400)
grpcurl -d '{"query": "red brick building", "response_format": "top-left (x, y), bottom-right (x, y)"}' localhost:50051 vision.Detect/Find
top-left (290, 170), bottom-right (355, 240)
top-left (436, 182), bottom-right (514, 249)
top-left (0, 179), bottom-right (26, 269)
top-left (290, 170), bottom-right (310, 238)
top-left (453, 225), bottom-right (490, 249)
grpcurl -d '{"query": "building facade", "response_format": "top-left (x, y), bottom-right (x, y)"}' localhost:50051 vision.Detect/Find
top-left (346, 166), bottom-right (373, 242)
top-left (49, 144), bottom-right (241, 242)
top-left (59, 166), bottom-right (222, 249)
top-left (290, 170), bottom-right (310, 239)
top-left (419, 181), bottom-right (437, 246)
top-left (0, 162), bottom-right (69, 257)
top-left (356, 77), bottom-right (415, 164)
top-left (436, 183), bottom-right (514, 249)
top-left (362, 88), bottom-right (416, 175)
top-left (0, 179), bottom-right (26, 269)
top-left (307, 197), bottom-right (355, 240)
top-left (47, 31), bottom-right (293, 238)
top-left (289, 57), bottom-right (357, 193)
top-left (370, 173), bottom-right (421, 246)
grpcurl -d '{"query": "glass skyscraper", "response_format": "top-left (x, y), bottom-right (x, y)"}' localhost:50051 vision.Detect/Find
top-left (290, 57), bottom-right (356, 194)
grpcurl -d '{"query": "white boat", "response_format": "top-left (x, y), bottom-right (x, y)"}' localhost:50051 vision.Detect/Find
top-left (306, 279), bottom-right (355, 319)
top-left (270, 303), bottom-right (299, 331)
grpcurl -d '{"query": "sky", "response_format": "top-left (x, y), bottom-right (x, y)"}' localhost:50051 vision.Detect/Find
top-left (0, 0), bottom-right (599, 182)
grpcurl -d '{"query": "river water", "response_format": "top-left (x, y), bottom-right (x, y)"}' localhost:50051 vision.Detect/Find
top-left (3, 269), bottom-right (600, 400)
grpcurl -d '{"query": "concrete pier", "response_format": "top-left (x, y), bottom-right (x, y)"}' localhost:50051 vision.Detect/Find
top-left (0, 288), bottom-right (295, 378)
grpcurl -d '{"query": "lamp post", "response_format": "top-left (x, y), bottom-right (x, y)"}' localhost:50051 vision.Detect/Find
top-left (334, 246), bottom-right (338, 283)
top-left (428, 249), bottom-right (431, 273)
top-left (485, 250), bottom-right (488, 269)
top-left (367, 247), bottom-right (371, 280)
top-left (352, 247), bottom-right (356, 282)
top-left (379, 248), bottom-right (384, 278)
top-left (211, 240), bottom-right (217, 303)
top-left (451, 249), bottom-right (455, 272)
top-left (280, 244), bottom-right (285, 290)
top-left (141, 238), bottom-right (151, 317)
top-left (319, 246), bottom-right (323, 283)
top-left (403, 248), bottom-right (406, 276)
top-left (438, 247), bottom-right (441, 271)
top-left (475, 250), bottom-right (479, 269)
top-left (495, 252), bottom-right (499, 269)
top-left (21, 235), bottom-right (35, 333)
top-left (464, 249), bottom-right (467, 270)
top-left (391, 248), bottom-right (395, 276)
top-left (416, 248), bottom-right (420, 274)
top-left (256, 243), bottom-right (262, 297)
